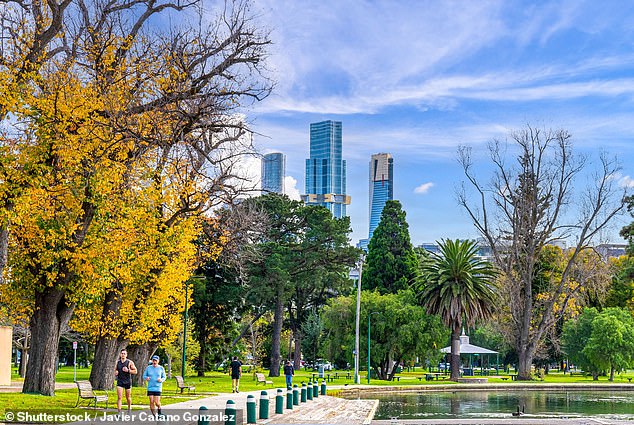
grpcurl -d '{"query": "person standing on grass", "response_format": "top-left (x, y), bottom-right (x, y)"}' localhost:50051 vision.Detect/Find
top-left (284, 360), bottom-right (294, 389)
top-left (114, 349), bottom-right (137, 415)
top-left (143, 355), bottom-right (166, 418)
top-left (230, 356), bottom-right (242, 393)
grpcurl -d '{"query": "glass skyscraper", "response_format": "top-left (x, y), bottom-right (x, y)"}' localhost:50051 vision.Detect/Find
top-left (261, 152), bottom-right (285, 195)
top-left (301, 120), bottom-right (350, 218)
top-left (368, 153), bottom-right (393, 240)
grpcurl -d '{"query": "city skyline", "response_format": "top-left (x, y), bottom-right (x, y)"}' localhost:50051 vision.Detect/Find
top-left (302, 120), bottom-right (350, 219)
top-left (261, 152), bottom-right (286, 195)
top-left (368, 153), bottom-right (394, 242)
top-left (248, 0), bottom-right (634, 245)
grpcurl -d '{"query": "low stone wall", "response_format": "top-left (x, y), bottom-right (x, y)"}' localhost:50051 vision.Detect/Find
top-left (456, 378), bottom-right (488, 384)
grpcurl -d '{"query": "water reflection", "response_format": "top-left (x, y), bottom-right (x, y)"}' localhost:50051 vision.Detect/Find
top-left (344, 390), bottom-right (634, 420)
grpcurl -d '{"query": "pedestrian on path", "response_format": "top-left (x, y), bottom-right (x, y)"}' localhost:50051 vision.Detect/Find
top-left (114, 349), bottom-right (137, 416)
top-left (143, 355), bottom-right (166, 418)
top-left (284, 360), bottom-right (294, 389)
top-left (230, 356), bottom-right (242, 393)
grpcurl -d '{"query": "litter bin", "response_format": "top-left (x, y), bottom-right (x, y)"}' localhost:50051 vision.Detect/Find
top-left (318, 365), bottom-right (324, 378)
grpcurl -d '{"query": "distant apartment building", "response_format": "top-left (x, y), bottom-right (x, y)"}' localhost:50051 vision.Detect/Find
top-left (301, 120), bottom-right (350, 218)
top-left (368, 153), bottom-right (393, 241)
top-left (261, 152), bottom-right (286, 195)
top-left (595, 243), bottom-right (627, 259)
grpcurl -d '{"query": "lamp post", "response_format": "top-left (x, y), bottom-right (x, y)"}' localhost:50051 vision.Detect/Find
top-left (367, 311), bottom-right (379, 384)
top-left (352, 255), bottom-right (365, 385)
top-left (182, 282), bottom-right (189, 378)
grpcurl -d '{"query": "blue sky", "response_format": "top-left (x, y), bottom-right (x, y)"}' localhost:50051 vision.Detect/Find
top-left (246, 0), bottom-right (634, 246)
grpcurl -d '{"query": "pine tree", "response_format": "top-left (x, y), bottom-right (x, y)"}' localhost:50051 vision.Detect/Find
top-left (364, 200), bottom-right (418, 294)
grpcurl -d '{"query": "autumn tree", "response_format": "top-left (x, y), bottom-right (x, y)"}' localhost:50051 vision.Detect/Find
top-left (457, 126), bottom-right (626, 380)
top-left (0, 0), bottom-right (271, 395)
top-left (364, 200), bottom-right (418, 294)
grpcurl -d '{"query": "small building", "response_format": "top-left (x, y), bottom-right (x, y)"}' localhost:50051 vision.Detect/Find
top-left (440, 330), bottom-right (498, 375)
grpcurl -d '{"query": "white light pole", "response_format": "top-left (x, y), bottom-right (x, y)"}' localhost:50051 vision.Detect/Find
top-left (352, 254), bottom-right (365, 384)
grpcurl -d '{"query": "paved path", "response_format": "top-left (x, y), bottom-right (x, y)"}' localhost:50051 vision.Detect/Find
top-left (167, 388), bottom-right (377, 424)
top-left (0, 381), bottom-right (76, 392)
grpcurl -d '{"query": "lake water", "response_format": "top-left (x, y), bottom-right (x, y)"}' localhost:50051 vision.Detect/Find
top-left (344, 389), bottom-right (634, 421)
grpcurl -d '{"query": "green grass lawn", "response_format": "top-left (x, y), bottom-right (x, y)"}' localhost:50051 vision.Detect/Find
top-left (2, 366), bottom-right (632, 421)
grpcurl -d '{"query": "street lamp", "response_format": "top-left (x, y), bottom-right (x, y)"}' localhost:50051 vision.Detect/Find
top-left (182, 281), bottom-right (189, 378)
top-left (367, 311), bottom-right (380, 384)
top-left (352, 254), bottom-right (365, 385)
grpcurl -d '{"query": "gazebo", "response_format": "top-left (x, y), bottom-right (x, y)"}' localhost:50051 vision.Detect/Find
top-left (440, 330), bottom-right (499, 375)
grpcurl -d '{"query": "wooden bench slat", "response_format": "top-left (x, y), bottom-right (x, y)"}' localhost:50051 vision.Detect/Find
top-left (175, 376), bottom-right (196, 394)
top-left (75, 380), bottom-right (109, 409)
top-left (255, 373), bottom-right (273, 385)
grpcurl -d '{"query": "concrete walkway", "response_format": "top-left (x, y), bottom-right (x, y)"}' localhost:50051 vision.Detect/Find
top-left (166, 387), bottom-right (377, 424)
top-left (0, 380), bottom-right (76, 392)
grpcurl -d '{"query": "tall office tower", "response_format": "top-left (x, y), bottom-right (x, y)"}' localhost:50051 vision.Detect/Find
top-left (368, 153), bottom-right (393, 240)
top-left (301, 120), bottom-right (351, 218)
top-left (261, 152), bottom-right (286, 194)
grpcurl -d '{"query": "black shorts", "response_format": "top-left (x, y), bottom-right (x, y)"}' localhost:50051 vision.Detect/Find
top-left (231, 374), bottom-right (240, 379)
top-left (117, 382), bottom-right (131, 390)
top-left (147, 391), bottom-right (162, 396)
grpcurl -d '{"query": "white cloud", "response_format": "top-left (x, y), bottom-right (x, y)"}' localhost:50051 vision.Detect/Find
top-left (284, 176), bottom-right (301, 200)
top-left (414, 182), bottom-right (435, 194)
top-left (620, 175), bottom-right (634, 188)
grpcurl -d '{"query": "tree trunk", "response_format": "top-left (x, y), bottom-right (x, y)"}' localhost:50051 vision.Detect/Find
top-left (127, 343), bottom-right (157, 386)
top-left (449, 325), bottom-right (461, 381)
top-left (609, 367), bottom-right (614, 382)
top-left (19, 348), bottom-right (28, 377)
top-left (90, 336), bottom-right (127, 390)
top-left (23, 287), bottom-right (75, 395)
top-left (196, 340), bottom-right (207, 377)
top-left (269, 286), bottom-right (284, 377)
top-left (517, 348), bottom-right (534, 380)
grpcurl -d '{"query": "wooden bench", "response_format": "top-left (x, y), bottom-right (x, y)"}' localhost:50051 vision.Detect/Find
top-left (175, 376), bottom-right (196, 394)
top-left (75, 380), bottom-right (109, 409)
top-left (255, 373), bottom-right (273, 386)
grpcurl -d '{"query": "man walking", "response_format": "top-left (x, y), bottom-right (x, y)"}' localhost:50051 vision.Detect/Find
top-left (114, 349), bottom-right (137, 416)
top-left (284, 360), bottom-right (294, 389)
top-left (230, 356), bottom-right (242, 393)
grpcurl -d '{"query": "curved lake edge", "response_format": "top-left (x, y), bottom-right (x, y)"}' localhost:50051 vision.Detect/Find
top-left (334, 382), bottom-right (634, 396)
top-left (335, 383), bottom-right (634, 424)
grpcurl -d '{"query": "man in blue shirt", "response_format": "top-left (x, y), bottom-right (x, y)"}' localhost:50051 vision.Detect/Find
top-left (143, 355), bottom-right (166, 418)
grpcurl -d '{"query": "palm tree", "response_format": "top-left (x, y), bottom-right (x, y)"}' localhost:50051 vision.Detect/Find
top-left (416, 239), bottom-right (498, 381)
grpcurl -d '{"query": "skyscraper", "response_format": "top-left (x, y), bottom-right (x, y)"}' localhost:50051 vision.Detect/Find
top-left (369, 153), bottom-right (393, 240)
top-left (261, 152), bottom-right (286, 195)
top-left (301, 120), bottom-right (350, 218)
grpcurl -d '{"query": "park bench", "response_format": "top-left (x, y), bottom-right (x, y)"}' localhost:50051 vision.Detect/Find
top-left (175, 376), bottom-right (196, 394)
top-left (255, 372), bottom-right (273, 386)
top-left (74, 380), bottom-right (109, 409)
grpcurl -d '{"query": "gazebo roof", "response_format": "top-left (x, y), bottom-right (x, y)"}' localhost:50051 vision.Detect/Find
top-left (440, 330), bottom-right (498, 354)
